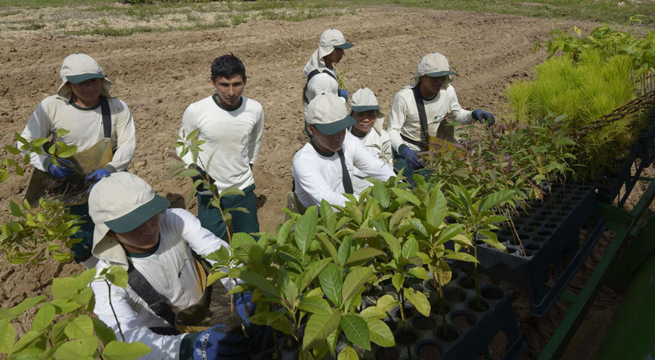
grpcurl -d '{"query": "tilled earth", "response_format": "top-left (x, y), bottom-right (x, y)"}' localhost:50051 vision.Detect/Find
top-left (0, 5), bottom-right (636, 359)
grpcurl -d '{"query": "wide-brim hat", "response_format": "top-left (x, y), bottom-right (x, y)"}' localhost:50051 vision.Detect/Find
top-left (89, 172), bottom-right (170, 266)
top-left (412, 52), bottom-right (456, 89)
top-left (306, 93), bottom-right (356, 136)
top-left (57, 53), bottom-right (112, 99)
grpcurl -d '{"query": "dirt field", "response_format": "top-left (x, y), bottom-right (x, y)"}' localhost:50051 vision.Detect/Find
top-left (0, 4), bottom-right (629, 359)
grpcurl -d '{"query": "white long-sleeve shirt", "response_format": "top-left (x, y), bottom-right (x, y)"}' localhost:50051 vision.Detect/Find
top-left (388, 85), bottom-right (474, 152)
top-left (19, 95), bottom-right (136, 172)
top-left (91, 209), bottom-right (231, 360)
top-left (350, 128), bottom-right (393, 194)
top-left (177, 95), bottom-right (264, 192)
top-left (293, 132), bottom-right (395, 210)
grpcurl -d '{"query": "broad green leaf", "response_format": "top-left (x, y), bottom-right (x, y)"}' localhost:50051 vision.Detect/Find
top-left (402, 238), bottom-right (419, 259)
top-left (389, 206), bottom-right (413, 230)
top-left (316, 233), bottom-right (338, 264)
top-left (481, 190), bottom-right (515, 213)
top-left (298, 297), bottom-right (332, 315)
top-left (392, 274), bottom-right (404, 294)
top-left (56, 129), bottom-right (70, 137)
top-left (435, 224), bottom-right (465, 246)
top-left (176, 169), bottom-right (201, 178)
top-left (302, 309), bottom-right (341, 350)
top-left (372, 180), bottom-right (391, 208)
top-left (342, 267), bottom-right (375, 305)
top-left (236, 271), bottom-right (280, 298)
top-left (0, 319), bottom-right (15, 353)
top-left (337, 237), bottom-right (352, 268)
top-left (409, 219), bottom-right (429, 238)
top-left (276, 218), bottom-right (295, 246)
top-left (266, 312), bottom-right (294, 335)
top-left (218, 187), bottom-right (245, 198)
top-left (54, 338), bottom-right (97, 360)
top-left (444, 252), bottom-right (479, 263)
top-left (341, 314), bottom-right (371, 350)
top-left (103, 340), bottom-right (151, 360)
top-left (49, 300), bottom-right (81, 315)
top-left (283, 279), bottom-right (298, 307)
top-left (232, 233), bottom-right (257, 249)
top-left (319, 263), bottom-right (343, 307)
top-left (326, 328), bottom-right (340, 357)
top-left (64, 315), bottom-right (94, 339)
top-left (390, 188), bottom-right (420, 206)
top-left (407, 267), bottom-right (430, 280)
top-left (360, 306), bottom-right (386, 320)
top-left (365, 317), bottom-right (395, 347)
top-left (404, 288), bottom-right (430, 317)
top-left (5, 145), bottom-right (21, 155)
top-left (295, 206), bottom-right (318, 256)
top-left (9, 200), bottom-right (23, 217)
top-left (206, 271), bottom-right (228, 286)
top-left (297, 258), bottom-right (332, 293)
top-left (32, 304), bottom-right (56, 332)
top-left (10, 330), bottom-right (42, 354)
top-left (92, 318), bottom-right (116, 346)
top-left (380, 232), bottom-right (401, 259)
top-left (75, 268), bottom-right (98, 290)
top-left (72, 288), bottom-right (94, 307)
top-left (3, 296), bottom-right (46, 319)
top-left (352, 228), bottom-right (379, 239)
top-left (337, 345), bottom-right (358, 360)
top-left (233, 243), bottom-right (264, 267)
top-left (345, 247), bottom-right (385, 266)
top-left (55, 145), bottom-right (77, 158)
top-left (104, 266), bottom-right (128, 288)
top-left (426, 188), bottom-right (447, 228)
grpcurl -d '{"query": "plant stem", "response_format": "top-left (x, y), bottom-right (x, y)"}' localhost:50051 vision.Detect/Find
top-left (436, 277), bottom-right (447, 339)
top-left (474, 231), bottom-right (481, 309)
top-left (105, 280), bottom-right (125, 341)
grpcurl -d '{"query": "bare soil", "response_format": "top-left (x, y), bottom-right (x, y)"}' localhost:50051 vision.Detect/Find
top-left (0, 4), bottom-right (634, 359)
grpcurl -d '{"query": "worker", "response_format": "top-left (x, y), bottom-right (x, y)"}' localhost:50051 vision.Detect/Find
top-left (293, 93), bottom-right (396, 210)
top-left (88, 172), bottom-right (262, 360)
top-left (177, 54), bottom-right (264, 239)
top-left (302, 28), bottom-right (353, 136)
top-left (19, 53), bottom-right (136, 268)
top-left (387, 52), bottom-right (495, 179)
top-left (348, 87), bottom-right (394, 194)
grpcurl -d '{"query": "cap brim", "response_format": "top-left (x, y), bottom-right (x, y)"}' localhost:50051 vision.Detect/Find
top-left (425, 70), bottom-right (456, 78)
top-left (334, 42), bottom-right (354, 50)
top-left (66, 73), bottom-right (106, 84)
top-left (351, 105), bottom-right (380, 113)
top-left (105, 195), bottom-right (170, 233)
top-left (314, 115), bottom-right (357, 136)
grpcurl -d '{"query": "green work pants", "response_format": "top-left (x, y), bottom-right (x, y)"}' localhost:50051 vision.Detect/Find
top-left (197, 184), bottom-right (259, 239)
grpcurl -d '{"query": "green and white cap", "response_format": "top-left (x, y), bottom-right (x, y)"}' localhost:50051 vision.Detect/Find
top-left (349, 88), bottom-right (386, 135)
top-left (89, 172), bottom-right (170, 266)
top-left (57, 53), bottom-right (112, 99)
top-left (307, 93), bottom-right (356, 135)
top-left (416, 52), bottom-right (457, 78)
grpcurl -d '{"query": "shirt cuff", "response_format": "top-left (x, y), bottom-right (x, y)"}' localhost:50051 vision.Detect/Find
top-left (102, 164), bottom-right (117, 173)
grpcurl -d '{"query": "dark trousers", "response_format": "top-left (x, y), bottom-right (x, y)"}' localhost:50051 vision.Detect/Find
top-left (197, 184), bottom-right (260, 239)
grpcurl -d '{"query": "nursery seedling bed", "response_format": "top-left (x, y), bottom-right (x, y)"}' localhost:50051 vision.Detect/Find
top-left (458, 184), bottom-right (606, 317)
top-left (367, 269), bottom-right (525, 360)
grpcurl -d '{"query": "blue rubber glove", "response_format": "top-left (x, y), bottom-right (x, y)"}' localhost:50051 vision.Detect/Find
top-left (47, 158), bottom-right (75, 179)
top-left (235, 292), bottom-right (254, 327)
top-left (338, 89), bottom-right (349, 102)
top-left (192, 324), bottom-right (250, 360)
top-left (401, 147), bottom-right (425, 169)
top-left (85, 168), bottom-right (110, 184)
top-left (472, 109), bottom-right (495, 127)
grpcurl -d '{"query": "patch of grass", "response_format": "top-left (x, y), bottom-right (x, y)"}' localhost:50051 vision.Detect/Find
top-left (22, 21), bottom-right (45, 30)
top-left (231, 13), bottom-right (247, 25)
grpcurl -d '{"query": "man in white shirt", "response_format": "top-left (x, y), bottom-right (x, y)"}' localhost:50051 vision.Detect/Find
top-left (293, 93), bottom-right (395, 210)
top-left (348, 88), bottom-right (394, 194)
top-left (177, 55), bottom-right (264, 239)
top-left (302, 28), bottom-right (353, 136)
top-left (387, 52), bottom-right (495, 180)
top-left (19, 53), bottom-right (136, 267)
top-left (88, 172), bottom-right (260, 360)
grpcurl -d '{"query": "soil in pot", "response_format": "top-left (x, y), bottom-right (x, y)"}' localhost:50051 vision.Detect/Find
top-left (412, 316), bottom-right (436, 331)
top-left (418, 343), bottom-right (443, 360)
top-left (377, 347), bottom-right (401, 360)
top-left (467, 299), bottom-right (490, 312)
top-left (435, 325), bottom-right (460, 342)
top-left (395, 329), bottom-right (419, 345)
top-left (458, 277), bottom-right (476, 289)
top-left (444, 288), bottom-right (466, 303)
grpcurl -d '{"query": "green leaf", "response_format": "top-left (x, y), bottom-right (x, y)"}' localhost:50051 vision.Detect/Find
top-left (92, 318), bottom-right (116, 346)
top-left (206, 271), bottom-right (228, 287)
top-left (404, 288), bottom-right (430, 317)
top-left (341, 314), bottom-right (371, 350)
top-left (390, 188), bottom-right (420, 206)
top-left (233, 243), bottom-right (264, 267)
top-left (337, 237), bottom-right (352, 268)
top-left (0, 319), bottom-right (15, 353)
top-left (49, 300), bottom-right (81, 315)
top-left (219, 187), bottom-right (245, 199)
top-left (342, 267), bottom-right (375, 305)
top-left (376, 295), bottom-right (398, 313)
top-left (345, 247), bottom-right (385, 266)
top-left (407, 267), bottom-right (430, 280)
top-left (480, 190), bottom-right (515, 213)
top-left (103, 340), bottom-right (151, 360)
top-left (352, 228), bottom-right (379, 239)
top-left (302, 309), bottom-right (341, 351)
top-left (64, 315), bottom-right (94, 339)
top-left (444, 252), bottom-right (479, 263)
top-left (31, 304), bottom-right (56, 332)
top-left (390, 206), bottom-right (413, 230)
top-left (104, 266), bottom-right (128, 288)
top-left (54, 338), bottom-right (97, 360)
top-left (266, 312), bottom-right (294, 335)
top-left (295, 206), bottom-right (318, 256)
top-left (176, 169), bottom-right (201, 178)
top-left (5, 145), bottom-right (21, 155)
top-left (319, 263), bottom-right (343, 307)
top-left (9, 330), bottom-right (42, 354)
top-left (426, 188), bottom-right (447, 227)
top-left (55, 144), bottom-right (77, 159)
top-left (236, 271), bottom-right (280, 298)
top-left (3, 296), bottom-right (46, 319)
top-left (297, 258), bottom-right (332, 293)
top-left (9, 200), bottom-right (23, 217)
top-left (391, 273), bottom-right (404, 293)
top-left (360, 306), bottom-right (386, 320)
top-left (435, 224), bottom-right (465, 246)
top-left (337, 345), bottom-right (359, 360)
top-left (365, 317), bottom-right (395, 347)
top-left (402, 238), bottom-right (419, 259)
top-left (232, 232), bottom-right (257, 249)
top-left (298, 297), bottom-right (332, 315)
top-left (75, 268), bottom-right (98, 290)
top-left (56, 129), bottom-right (70, 137)
top-left (379, 232), bottom-right (401, 259)
top-left (316, 233), bottom-right (338, 264)
top-left (372, 180), bottom-right (391, 208)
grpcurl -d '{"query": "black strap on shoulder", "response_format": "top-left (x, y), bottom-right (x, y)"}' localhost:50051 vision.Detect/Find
top-left (127, 262), bottom-right (177, 328)
top-left (99, 96), bottom-right (111, 139)
top-left (411, 86), bottom-right (430, 149)
top-left (337, 149), bottom-right (354, 194)
top-left (303, 69), bottom-right (338, 104)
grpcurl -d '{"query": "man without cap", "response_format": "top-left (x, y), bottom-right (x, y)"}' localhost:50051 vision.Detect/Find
top-left (19, 53), bottom-right (136, 268)
top-left (387, 52), bottom-right (496, 179)
top-left (302, 28), bottom-right (353, 136)
top-left (348, 88), bottom-right (394, 195)
top-left (88, 172), bottom-right (263, 360)
top-left (293, 93), bottom-right (395, 210)
top-left (177, 54), bottom-right (264, 239)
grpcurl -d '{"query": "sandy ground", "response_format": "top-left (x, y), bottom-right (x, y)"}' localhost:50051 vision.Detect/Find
top-left (0, 4), bottom-right (642, 359)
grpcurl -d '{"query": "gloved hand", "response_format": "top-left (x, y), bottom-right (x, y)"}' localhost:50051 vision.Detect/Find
top-left (472, 109), bottom-right (495, 127)
top-left (401, 147), bottom-right (425, 170)
top-left (192, 324), bottom-right (250, 360)
top-left (47, 158), bottom-right (75, 179)
top-left (338, 89), bottom-right (349, 102)
top-left (235, 292), bottom-right (254, 327)
top-left (85, 168), bottom-right (110, 184)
